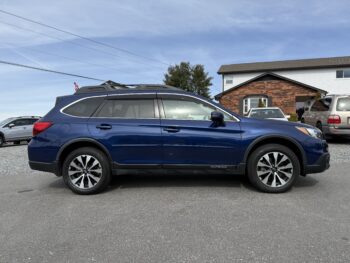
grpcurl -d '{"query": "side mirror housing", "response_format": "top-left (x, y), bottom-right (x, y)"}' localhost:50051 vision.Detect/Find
top-left (8, 123), bottom-right (15, 128)
top-left (210, 111), bottom-right (225, 127)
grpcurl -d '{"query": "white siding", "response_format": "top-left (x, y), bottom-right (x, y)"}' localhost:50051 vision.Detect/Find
top-left (222, 68), bottom-right (350, 94)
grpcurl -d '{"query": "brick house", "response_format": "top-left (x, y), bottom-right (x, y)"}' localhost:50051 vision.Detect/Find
top-left (215, 56), bottom-right (350, 115)
top-left (215, 72), bottom-right (326, 115)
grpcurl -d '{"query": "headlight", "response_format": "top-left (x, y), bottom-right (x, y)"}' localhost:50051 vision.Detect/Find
top-left (296, 126), bottom-right (323, 139)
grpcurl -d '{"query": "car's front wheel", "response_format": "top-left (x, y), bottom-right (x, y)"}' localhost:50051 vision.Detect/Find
top-left (247, 144), bottom-right (300, 193)
top-left (0, 136), bottom-right (4, 147)
top-left (62, 147), bottom-right (111, 194)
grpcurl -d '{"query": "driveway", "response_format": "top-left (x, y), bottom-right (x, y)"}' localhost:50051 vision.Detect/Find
top-left (0, 142), bottom-right (350, 263)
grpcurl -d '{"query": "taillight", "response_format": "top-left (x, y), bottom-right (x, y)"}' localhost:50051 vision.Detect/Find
top-left (33, 121), bottom-right (53, 136)
top-left (327, 115), bottom-right (341, 124)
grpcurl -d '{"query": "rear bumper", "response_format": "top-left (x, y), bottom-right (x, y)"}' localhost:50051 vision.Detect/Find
top-left (29, 161), bottom-right (58, 175)
top-left (324, 126), bottom-right (350, 136)
top-left (304, 153), bottom-right (330, 174)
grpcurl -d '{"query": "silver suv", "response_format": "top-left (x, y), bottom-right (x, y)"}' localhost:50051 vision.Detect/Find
top-left (0, 116), bottom-right (41, 147)
top-left (302, 94), bottom-right (350, 138)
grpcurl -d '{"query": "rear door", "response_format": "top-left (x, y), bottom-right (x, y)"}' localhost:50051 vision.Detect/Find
top-left (158, 94), bottom-right (242, 166)
top-left (304, 98), bottom-right (331, 127)
top-left (88, 94), bottom-right (162, 166)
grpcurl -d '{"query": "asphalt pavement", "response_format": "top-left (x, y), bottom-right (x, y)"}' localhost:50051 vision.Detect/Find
top-left (0, 141), bottom-right (350, 263)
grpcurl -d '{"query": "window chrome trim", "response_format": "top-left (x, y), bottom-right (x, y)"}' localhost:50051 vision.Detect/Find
top-left (59, 92), bottom-right (240, 122)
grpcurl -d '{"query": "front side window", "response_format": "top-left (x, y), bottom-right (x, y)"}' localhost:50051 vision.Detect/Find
top-left (96, 99), bottom-right (155, 119)
top-left (243, 96), bottom-right (268, 115)
top-left (63, 97), bottom-right (104, 117)
top-left (162, 99), bottom-right (233, 121)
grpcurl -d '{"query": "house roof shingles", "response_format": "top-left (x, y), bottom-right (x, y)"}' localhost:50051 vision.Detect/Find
top-left (218, 56), bottom-right (350, 74)
top-left (214, 72), bottom-right (327, 99)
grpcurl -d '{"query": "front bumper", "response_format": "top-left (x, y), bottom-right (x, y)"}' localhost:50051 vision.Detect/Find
top-left (304, 152), bottom-right (330, 174)
top-left (29, 161), bottom-right (59, 175)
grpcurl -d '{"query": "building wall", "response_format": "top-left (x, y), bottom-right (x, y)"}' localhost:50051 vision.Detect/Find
top-left (223, 67), bottom-right (350, 94)
top-left (219, 79), bottom-right (318, 115)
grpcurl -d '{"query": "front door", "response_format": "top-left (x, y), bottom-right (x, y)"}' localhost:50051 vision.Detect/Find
top-left (158, 94), bottom-right (242, 166)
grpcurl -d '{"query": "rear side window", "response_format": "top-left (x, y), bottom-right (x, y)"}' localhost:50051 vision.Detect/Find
top-left (96, 99), bottom-right (155, 119)
top-left (310, 99), bottom-right (331, 112)
top-left (337, 97), bottom-right (350, 111)
top-left (63, 97), bottom-right (104, 117)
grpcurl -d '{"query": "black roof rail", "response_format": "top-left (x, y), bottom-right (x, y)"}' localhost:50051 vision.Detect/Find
top-left (125, 84), bottom-right (182, 91)
top-left (75, 81), bottom-right (183, 94)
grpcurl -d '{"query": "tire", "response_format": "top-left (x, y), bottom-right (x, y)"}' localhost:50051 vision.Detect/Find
top-left (62, 147), bottom-right (111, 195)
top-left (316, 122), bottom-right (323, 132)
top-left (0, 136), bottom-right (4, 147)
top-left (13, 141), bottom-right (20, 145)
top-left (247, 144), bottom-right (300, 193)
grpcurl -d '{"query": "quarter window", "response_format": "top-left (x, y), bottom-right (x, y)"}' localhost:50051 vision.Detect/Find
top-left (96, 99), bottom-right (155, 119)
top-left (63, 97), bottom-right (104, 117)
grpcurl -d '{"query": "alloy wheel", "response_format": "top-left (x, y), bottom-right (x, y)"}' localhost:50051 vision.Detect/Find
top-left (68, 155), bottom-right (102, 189)
top-left (256, 152), bottom-right (293, 188)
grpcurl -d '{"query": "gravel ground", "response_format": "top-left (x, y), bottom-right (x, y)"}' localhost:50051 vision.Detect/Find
top-left (0, 140), bottom-right (350, 262)
top-left (1, 139), bottom-right (349, 177)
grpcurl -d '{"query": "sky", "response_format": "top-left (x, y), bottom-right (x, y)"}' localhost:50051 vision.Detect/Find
top-left (1, 0), bottom-right (350, 119)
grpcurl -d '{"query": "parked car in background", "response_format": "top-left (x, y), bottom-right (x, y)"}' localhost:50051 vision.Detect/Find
top-left (0, 116), bottom-right (41, 147)
top-left (28, 83), bottom-right (329, 195)
top-left (247, 107), bottom-right (290, 121)
top-left (302, 95), bottom-right (350, 139)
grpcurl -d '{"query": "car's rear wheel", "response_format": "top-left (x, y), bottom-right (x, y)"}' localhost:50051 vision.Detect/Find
top-left (62, 147), bottom-right (111, 195)
top-left (0, 136), bottom-right (4, 147)
top-left (247, 144), bottom-right (300, 193)
top-left (13, 141), bottom-right (20, 145)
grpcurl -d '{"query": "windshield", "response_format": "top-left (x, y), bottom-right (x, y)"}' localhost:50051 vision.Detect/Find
top-left (336, 97), bottom-right (350, 111)
top-left (0, 118), bottom-right (15, 127)
top-left (249, 109), bottom-right (285, 119)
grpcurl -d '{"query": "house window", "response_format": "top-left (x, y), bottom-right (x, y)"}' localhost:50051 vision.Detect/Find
top-left (336, 69), bottom-right (350, 78)
top-left (243, 96), bottom-right (268, 115)
top-left (225, 77), bottom-right (233, 85)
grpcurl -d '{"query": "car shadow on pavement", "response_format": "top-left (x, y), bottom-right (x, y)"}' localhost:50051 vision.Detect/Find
top-left (326, 137), bottom-right (350, 144)
top-left (47, 173), bottom-right (318, 193)
top-left (108, 173), bottom-right (251, 191)
top-left (294, 175), bottom-right (319, 188)
top-left (0, 142), bottom-right (28, 148)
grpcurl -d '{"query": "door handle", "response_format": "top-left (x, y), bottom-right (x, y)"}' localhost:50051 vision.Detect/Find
top-left (96, 124), bottom-right (112, 130)
top-left (163, 126), bottom-right (180, 133)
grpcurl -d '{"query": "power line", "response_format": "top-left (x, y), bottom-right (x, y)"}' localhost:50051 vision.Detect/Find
top-left (0, 20), bottom-right (165, 70)
top-left (0, 59), bottom-right (104, 81)
top-left (0, 9), bottom-right (170, 66)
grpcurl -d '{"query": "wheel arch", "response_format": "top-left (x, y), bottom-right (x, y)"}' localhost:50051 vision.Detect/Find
top-left (243, 135), bottom-right (307, 175)
top-left (56, 138), bottom-right (112, 176)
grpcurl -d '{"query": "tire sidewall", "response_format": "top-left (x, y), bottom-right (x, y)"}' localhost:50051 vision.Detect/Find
top-left (62, 147), bottom-right (111, 195)
top-left (247, 144), bottom-right (300, 193)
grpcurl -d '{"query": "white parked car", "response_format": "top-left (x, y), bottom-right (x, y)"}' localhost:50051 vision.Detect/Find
top-left (247, 107), bottom-right (290, 121)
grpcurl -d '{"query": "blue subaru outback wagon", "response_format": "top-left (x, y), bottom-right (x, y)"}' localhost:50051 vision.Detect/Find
top-left (28, 82), bottom-right (330, 194)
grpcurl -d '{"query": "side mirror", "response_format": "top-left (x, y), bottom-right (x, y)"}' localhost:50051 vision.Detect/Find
top-left (210, 111), bottom-right (225, 127)
top-left (8, 123), bottom-right (15, 128)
